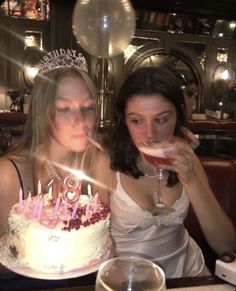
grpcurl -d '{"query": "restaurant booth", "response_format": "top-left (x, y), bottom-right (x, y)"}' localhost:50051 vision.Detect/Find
top-left (0, 0), bottom-right (236, 290)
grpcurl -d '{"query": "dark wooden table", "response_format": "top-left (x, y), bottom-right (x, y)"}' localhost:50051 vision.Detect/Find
top-left (33, 276), bottom-right (226, 291)
top-left (1, 274), bottom-right (226, 291)
top-left (0, 271), bottom-right (229, 291)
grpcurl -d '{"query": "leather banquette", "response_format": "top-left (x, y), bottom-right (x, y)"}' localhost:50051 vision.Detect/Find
top-left (185, 156), bottom-right (236, 273)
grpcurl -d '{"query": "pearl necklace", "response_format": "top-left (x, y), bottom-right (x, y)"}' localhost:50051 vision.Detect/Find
top-left (46, 153), bottom-right (80, 181)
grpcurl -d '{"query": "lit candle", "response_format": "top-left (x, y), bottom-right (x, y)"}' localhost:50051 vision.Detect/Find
top-left (47, 179), bottom-right (54, 188)
top-left (63, 200), bottom-right (68, 221)
top-left (33, 195), bottom-right (40, 218)
top-left (37, 199), bottom-right (43, 221)
top-left (25, 191), bottom-right (31, 213)
top-left (87, 184), bottom-right (92, 198)
top-left (18, 187), bottom-right (23, 211)
top-left (37, 180), bottom-right (42, 195)
top-left (48, 186), bottom-right (53, 200)
top-left (93, 193), bottom-right (98, 213)
top-left (85, 203), bottom-right (90, 221)
top-left (71, 202), bottom-right (78, 219)
top-left (53, 197), bottom-right (61, 219)
top-left (47, 178), bottom-right (59, 201)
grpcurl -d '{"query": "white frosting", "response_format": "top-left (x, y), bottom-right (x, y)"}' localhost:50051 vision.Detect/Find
top-left (6, 194), bottom-right (110, 273)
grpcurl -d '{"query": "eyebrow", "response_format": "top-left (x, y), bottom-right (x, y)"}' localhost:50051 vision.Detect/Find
top-left (126, 110), bottom-right (172, 117)
top-left (55, 95), bottom-right (94, 102)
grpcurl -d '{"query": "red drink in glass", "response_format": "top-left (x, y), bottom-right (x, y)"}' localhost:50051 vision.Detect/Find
top-left (142, 153), bottom-right (173, 166)
top-left (139, 142), bottom-right (176, 166)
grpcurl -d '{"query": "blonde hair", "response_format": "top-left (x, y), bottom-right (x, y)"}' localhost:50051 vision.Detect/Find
top-left (26, 67), bottom-right (97, 150)
top-left (8, 67), bottom-right (98, 192)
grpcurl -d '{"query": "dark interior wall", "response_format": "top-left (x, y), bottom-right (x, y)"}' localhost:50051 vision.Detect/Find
top-left (49, 0), bottom-right (77, 50)
top-left (1, 0), bottom-right (236, 116)
top-left (0, 17), bottom-right (50, 94)
top-left (131, 0), bottom-right (236, 19)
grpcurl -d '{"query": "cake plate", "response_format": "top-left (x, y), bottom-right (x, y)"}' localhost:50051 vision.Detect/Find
top-left (0, 235), bottom-right (114, 280)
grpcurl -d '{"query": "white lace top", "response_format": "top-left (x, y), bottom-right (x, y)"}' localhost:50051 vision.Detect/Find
top-left (110, 172), bottom-right (207, 278)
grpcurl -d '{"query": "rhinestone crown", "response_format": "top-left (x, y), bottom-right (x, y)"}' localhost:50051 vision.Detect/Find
top-left (38, 49), bottom-right (88, 74)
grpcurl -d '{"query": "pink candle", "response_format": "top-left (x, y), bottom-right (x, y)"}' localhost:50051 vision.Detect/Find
top-left (63, 200), bottom-right (68, 220)
top-left (93, 193), bottom-right (98, 213)
top-left (48, 186), bottom-right (53, 200)
top-left (37, 180), bottom-right (42, 195)
top-left (71, 202), bottom-right (78, 219)
top-left (48, 179), bottom-right (59, 202)
top-left (53, 197), bottom-right (61, 219)
top-left (85, 203), bottom-right (90, 220)
top-left (87, 184), bottom-right (92, 198)
top-left (47, 179), bottom-right (54, 188)
top-left (37, 199), bottom-right (43, 221)
top-left (25, 192), bottom-right (31, 213)
top-left (33, 195), bottom-right (40, 218)
top-left (18, 187), bottom-right (23, 211)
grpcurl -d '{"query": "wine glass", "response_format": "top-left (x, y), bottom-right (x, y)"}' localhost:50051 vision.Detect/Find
top-left (95, 256), bottom-right (166, 291)
top-left (138, 140), bottom-right (176, 216)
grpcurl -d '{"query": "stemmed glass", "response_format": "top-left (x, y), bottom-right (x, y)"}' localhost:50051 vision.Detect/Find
top-left (138, 140), bottom-right (176, 216)
top-left (95, 256), bottom-right (166, 291)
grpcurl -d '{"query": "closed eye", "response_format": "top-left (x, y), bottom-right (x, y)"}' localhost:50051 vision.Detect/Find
top-left (81, 105), bottom-right (96, 117)
top-left (55, 107), bottom-right (71, 113)
top-left (81, 105), bottom-right (96, 112)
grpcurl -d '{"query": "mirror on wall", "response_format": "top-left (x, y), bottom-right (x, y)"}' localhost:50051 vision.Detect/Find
top-left (138, 53), bottom-right (200, 119)
top-left (212, 63), bottom-right (229, 98)
top-left (23, 46), bottom-right (44, 88)
top-left (123, 41), bottom-right (203, 118)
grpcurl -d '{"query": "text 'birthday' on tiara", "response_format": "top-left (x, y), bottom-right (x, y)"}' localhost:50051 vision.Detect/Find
top-left (38, 49), bottom-right (88, 74)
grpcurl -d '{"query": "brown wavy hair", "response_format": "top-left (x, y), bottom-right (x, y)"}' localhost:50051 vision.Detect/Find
top-left (110, 66), bottom-right (187, 186)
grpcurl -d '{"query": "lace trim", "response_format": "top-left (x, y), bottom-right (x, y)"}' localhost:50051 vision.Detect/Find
top-left (111, 171), bottom-right (189, 228)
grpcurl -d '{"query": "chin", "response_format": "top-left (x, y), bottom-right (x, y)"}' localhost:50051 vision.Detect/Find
top-left (71, 143), bottom-right (89, 153)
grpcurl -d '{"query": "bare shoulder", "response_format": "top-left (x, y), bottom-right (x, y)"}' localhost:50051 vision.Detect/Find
top-left (0, 157), bottom-right (19, 183)
top-left (0, 156), bottom-right (24, 201)
top-left (93, 150), bottom-right (115, 205)
top-left (94, 150), bottom-right (114, 179)
top-left (96, 150), bottom-right (111, 167)
top-left (0, 157), bottom-right (22, 236)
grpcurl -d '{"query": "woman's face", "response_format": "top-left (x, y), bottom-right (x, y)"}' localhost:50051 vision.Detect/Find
top-left (52, 76), bottom-right (97, 152)
top-left (125, 94), bottom-right (177, 147)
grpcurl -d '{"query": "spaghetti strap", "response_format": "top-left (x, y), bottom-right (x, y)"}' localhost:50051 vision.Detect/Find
top-left (116, 171), bottom-right (121, 182)
top-left (8, 159), bottom-right (25, 195)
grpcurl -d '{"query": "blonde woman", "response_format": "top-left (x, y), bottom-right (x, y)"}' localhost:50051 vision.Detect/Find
top-left (0, 49), bottom-right (99, 238)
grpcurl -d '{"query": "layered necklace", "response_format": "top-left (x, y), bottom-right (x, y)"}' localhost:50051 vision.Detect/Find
top-left (46, 153), bottom-right (80, 181)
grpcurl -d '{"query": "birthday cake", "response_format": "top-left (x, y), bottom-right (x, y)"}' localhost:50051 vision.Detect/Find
top-left (4, 190), bottom-right (111, 274)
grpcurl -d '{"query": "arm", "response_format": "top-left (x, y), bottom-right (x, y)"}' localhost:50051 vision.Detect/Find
top-left (0, 158), bottom-right (21, 237)
top-left (0, 158), bottom-right (22, 279)
top-left (161, 141), bottom-right (236, 255)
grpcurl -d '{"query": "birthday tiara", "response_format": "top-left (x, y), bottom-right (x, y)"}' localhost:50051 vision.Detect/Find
top-left (38, 49), bottom-right (88, 74)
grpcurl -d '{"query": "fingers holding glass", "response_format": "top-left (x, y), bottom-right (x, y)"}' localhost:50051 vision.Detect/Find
top-left (138, 140), bottom-right (176, 216)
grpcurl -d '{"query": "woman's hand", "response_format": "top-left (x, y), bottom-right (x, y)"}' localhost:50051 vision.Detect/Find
top-left (158, 127), bottom-right (201, 184)
top-left (158, 131), bottom-right (236, 256)
top-left (159, 138), bottom-right (197, 185)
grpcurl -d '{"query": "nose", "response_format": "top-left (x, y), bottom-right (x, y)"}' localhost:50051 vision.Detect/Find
top-left (73, 109), bottom-right (86, 129)
top-left (146, 121), bottom-right (157, 142)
